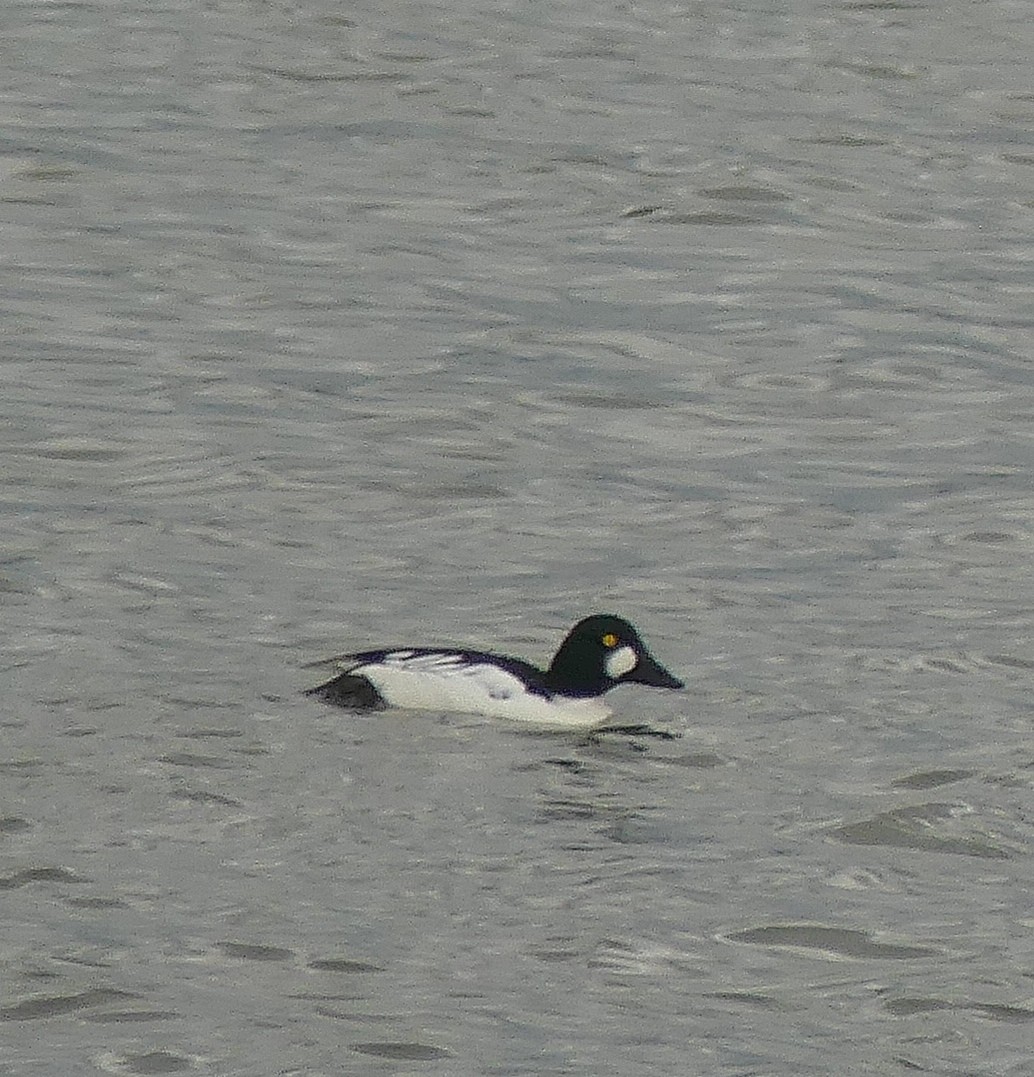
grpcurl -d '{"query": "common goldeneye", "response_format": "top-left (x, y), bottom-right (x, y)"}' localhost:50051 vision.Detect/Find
top-left (304, 614), bottom-right (683, 730)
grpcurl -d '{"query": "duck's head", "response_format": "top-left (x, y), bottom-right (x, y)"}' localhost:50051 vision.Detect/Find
top-left (547, 614), bottom-right (684, 697)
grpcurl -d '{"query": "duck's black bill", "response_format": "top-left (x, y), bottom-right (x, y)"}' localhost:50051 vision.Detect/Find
top-left (630, 653), bottom-right (684, 690)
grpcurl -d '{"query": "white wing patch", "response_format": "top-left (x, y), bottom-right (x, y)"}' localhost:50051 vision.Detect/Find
top-left (352, 651), bottom-right (610, 729)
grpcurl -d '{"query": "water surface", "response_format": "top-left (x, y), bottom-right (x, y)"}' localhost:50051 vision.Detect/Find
top-left (4, 0), bottom-right (1034, 1073)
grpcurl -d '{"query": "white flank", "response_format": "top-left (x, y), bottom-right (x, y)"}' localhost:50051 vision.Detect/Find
top-left (354, 652), bottom-right (611, 730)
top-left (605, 645), bottom-right (638, 680)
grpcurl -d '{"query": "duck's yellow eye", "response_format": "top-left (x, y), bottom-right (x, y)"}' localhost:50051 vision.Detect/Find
top-left (601, 633), bottom-right (618, 648)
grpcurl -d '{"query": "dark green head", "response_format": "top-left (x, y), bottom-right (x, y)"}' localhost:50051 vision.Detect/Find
top-left (545, 614), bottom-right (683, 698)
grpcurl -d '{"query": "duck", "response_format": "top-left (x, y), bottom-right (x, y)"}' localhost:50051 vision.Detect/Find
top-left (304, 613), bottom-right (683, 730)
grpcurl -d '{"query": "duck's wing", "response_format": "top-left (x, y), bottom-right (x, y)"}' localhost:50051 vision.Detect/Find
top-left (304, 647), bottom-right (548, 691)
top-left (302, 647), bottom-right (411, 672)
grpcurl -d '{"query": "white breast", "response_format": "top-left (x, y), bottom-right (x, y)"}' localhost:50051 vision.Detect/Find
top-left (354, 652), bottom-right (611, 730)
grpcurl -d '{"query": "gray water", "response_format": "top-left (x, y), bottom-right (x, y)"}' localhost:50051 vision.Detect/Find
top-left (4, 0), bottom-right (1034, 1073)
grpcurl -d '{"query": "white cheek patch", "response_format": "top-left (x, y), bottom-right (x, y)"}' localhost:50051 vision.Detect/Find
top-left (605, 645), bottom-right (638, 680)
